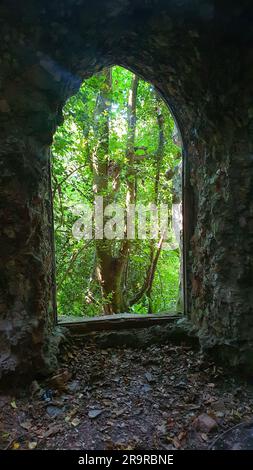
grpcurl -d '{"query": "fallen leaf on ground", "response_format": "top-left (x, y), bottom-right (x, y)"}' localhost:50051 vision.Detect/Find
top-left (12, 442), bottom-right (20, 449)
top-left (20, 421), bottom-right (32, 431)
top-left (39, 424), bottom-right (62, 438)
top-left (28, 441), bottom-right (37, 449)
top-left (71, 418), bottom-right (81, 427)
top-left (47, 370), bottom-right (72, 391)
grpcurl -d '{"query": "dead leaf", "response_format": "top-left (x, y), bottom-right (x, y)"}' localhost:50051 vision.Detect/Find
top-left (167, 437), bottom-right (181, 449)
top-left (28, 441), bottom-right (37, 450)
top-left (47, 370), bottom-right (72, 391)
top-left (64, 408), bottom-right (78, 423)
top-left (178, 431), bottom-right (187, 441)
top-left (167, 418), bottom-right (175, 429)
top-left (102, 399), bottom-right (112, 406)
top-left (20, 420), bottom-right (32, 431)
top-left (71, 418), bottom-right (80, 427)
top-left (112, 409), bottom-right (125, 417)
top-left (12, 442), bottom-right (20, 450)
top-left (39, 424), bottom-right (62, 439)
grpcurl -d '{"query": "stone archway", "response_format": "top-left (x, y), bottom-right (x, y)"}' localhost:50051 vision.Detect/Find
top-left (1, 0), bottom-right (253, 383)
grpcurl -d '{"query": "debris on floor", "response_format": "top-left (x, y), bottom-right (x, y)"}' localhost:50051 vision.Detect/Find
top-left (1, 342), bottom-right (253, 450)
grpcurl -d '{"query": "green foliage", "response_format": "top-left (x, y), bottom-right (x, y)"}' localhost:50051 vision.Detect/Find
top-left (52, 65), bottom-right (181, 317)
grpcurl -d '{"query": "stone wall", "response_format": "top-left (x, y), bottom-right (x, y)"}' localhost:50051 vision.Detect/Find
top-left (189, 126), bottom-right (253, 367)
top-left (0, 115), bottom-right (58, 382)
top-left (0, 0), bottom-right (253, 382)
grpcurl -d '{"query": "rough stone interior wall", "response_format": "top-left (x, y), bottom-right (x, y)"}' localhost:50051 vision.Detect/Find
top-left (0, 0), bottom-right (253, 381)
top-left (0, 130), bottom-right (57, 381)
top-left (189, 127), bottom-right (253, 365)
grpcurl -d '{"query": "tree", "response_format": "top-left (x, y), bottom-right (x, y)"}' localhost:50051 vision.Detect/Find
top-left (52, 66), bottom-right (181, 317)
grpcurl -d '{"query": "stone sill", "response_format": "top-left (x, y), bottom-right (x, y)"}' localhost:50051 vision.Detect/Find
top-left (58, 312), bottom-right (182, 334)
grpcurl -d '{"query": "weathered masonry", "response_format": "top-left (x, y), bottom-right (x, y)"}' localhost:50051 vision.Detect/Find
top-left (0, 0), bottom-right (253, 383)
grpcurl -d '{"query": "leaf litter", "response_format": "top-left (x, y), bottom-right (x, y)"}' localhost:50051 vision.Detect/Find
top-left (1, 342), bottom-right (253, 450)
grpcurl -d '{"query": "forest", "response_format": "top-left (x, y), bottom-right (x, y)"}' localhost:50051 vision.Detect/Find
top-left (52, 66), bottom-right (182, 318)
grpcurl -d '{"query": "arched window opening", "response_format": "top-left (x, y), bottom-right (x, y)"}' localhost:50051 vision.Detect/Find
top-left (51, 66), bottom-right (183, 322)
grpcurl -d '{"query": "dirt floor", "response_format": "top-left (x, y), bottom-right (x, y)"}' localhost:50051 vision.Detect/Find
top-left (1, 340), bottom-right (253, 450)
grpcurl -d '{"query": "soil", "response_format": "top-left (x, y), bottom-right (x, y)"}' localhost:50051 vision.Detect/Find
top-left (1, 340), bottom-right (253, 450)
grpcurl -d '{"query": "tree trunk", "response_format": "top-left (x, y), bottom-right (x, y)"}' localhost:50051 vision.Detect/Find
top-left (130, 91), bottom-right (165, 311)
top-left (90, 71), bottom-right (166, 314)
top-left (96, 248), bottom-right (127, 313)
top-left (91, 69), bottom-right (136, 314)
